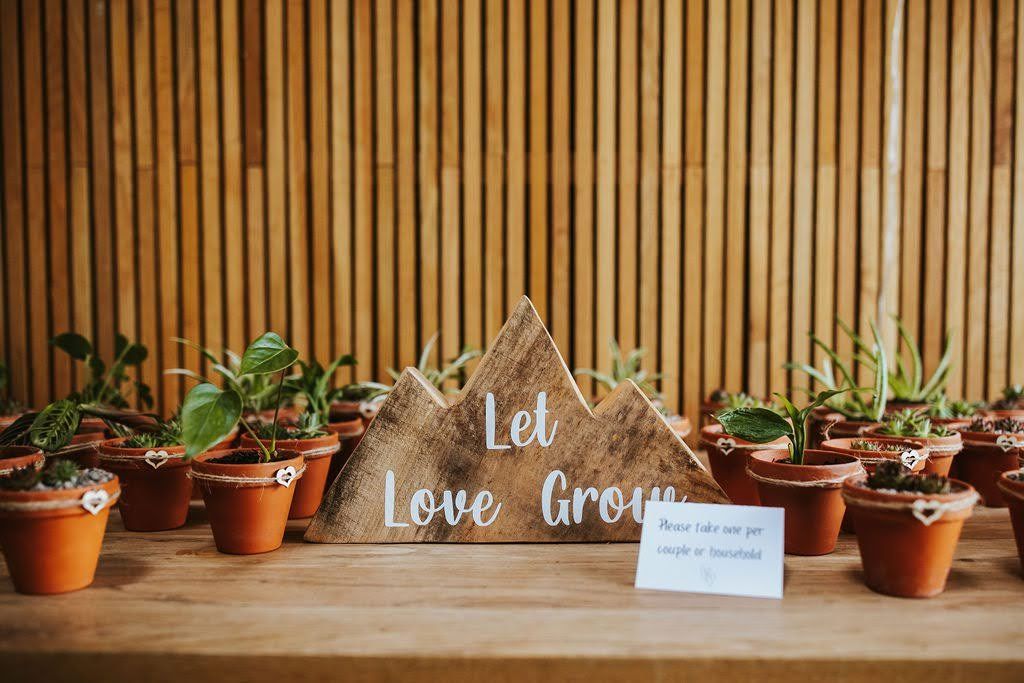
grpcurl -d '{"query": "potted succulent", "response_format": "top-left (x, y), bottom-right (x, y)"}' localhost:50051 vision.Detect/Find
top-left (180, 332), bottom-right (305, 554)
top-left (698, 422), bottom-right (788, 506)
top-left (576, 339), bottom-right (690, 437)
top-left (842, 317), bottom-right (953, 413)
top-left (354, 333), bottom-right (482, 422)
top-left (787, 323), bottom-right (888, 446)
top-left (0, 361), bottom-right (25, 429)
top-left (97, 417), bottom-right (191, 531)
top-left (287, 355), bottom-right (363, 495)
top-left (954, 416), bottom-right (1024, 507)
top-left (0, 459), bottom-right (119, 594)
top-left (926, 395), bottom-right (978, 428)
top-left (997, 467), bottom-right (1024, 574)
top-left (718, 389), bottom-right (864, 555)
top-left (843, 461), bottom-right (977, 598)
top-left (867, 409), bottom-right (962, 477)
top-left (986, 385), bottom-right (1024, 420)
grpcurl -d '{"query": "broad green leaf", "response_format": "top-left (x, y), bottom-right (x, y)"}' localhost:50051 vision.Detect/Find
top-left (0, 412), bottom-right (36, 445)
top-left (170, 336), bottom-right (221, 365)
top-left (239, 332), bottom-right (298, 376)
top-left (51, 333), bottom-right (93, 360)
top-left (29, 399), bottom-right (81, 452)
top-left (717, 407), bottom-right (793, 443)
top-left (120, 342), bottom-right (148, 366)
top-left (181, 384), bottom-right (243, 458)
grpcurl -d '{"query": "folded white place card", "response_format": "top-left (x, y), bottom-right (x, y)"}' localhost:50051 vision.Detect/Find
top-left (634, 501), bottom-right (784, 599)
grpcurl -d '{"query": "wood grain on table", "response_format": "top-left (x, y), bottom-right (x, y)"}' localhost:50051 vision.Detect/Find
top-left (1, 504), bottom-right (1021, 682)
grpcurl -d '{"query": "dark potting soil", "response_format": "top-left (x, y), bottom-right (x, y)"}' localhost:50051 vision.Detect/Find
top-left (0, 466), bottom-right (113, 491)
top-left (207, 449), bottom-right (294, 465)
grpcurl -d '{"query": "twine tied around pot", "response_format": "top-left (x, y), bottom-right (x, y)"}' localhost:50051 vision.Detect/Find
top-left (45, 440), bottom-right (103, 458)
top-left (0, 487), bottom-right (118, 515)
top-left (0, 458), bottom-right (44, 477)
top-left (744, 464), bottom-right (865, 489)
top-left (187, 463), bottom-right (307, 489)
top-left (703, 437), bottom-right (789, 457)
top-left (97, 449), bottom-right (181, 469)
top-left (841, 489), bottom-right (979, 526)
top-left (963, 435), bottom-right (1024, 453)
top-left (295, 443), bottom-right (342, 459)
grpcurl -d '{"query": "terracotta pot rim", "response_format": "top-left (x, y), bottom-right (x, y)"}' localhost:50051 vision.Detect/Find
top-left (0, 445), bottom-right (44, 460)
top-left (327, 418), bottom-right (364, 437)
top-left (821, 436), bottom-right (928, 452)
top-left (843, 476), bottom-right (976, 503)
top-left (238, 432), bottom-right (340, 459)
top-left (193, 448), bottom-right (303, 468)
top-left (0, 474), bottom-right (119, 504)
top-left (997, 469), bottom-right (1024, 494)
top-left (957, 429), bottom-right (1024, 441)
top-left (748, 449), bottom-right (863, 486)
top-left (97, 437), bottom-right (189, 470)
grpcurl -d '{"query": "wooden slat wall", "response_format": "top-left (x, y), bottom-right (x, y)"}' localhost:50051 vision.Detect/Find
top-left (1, 0), bottom-right (1022, 423)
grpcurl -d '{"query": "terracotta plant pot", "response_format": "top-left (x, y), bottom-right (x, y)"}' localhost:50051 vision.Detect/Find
top-left (325, 417), bottom-right (365, 493)
top-left (97, 439), bottom-right (192, 531)
top-left (329, 400), bottom-right (362, 424)
top-left (77, 416), bottom-right (108, 435)
top-left (982, 408), bottom-right (1024, 421)
top-left (699, 399), bottom-right (725, 428)
top-left (997, 469), bottom-right (1024, 575)
top-left (821, 437), bottom-right (930, 474)
top-left (808, 409), bottom-right (878, 448)
top-left (843, 476), bottom-right (978, 598)
top-left (239, 432), bottom-right (340, 519)
top-left (0, 412), bottom-right (24, 430)
top-left (699, 424), bottom-right (788, 505)
top-left (190, 449), bottom-right (303, 554)
top-left (255, 406), bottom-right (304, 424)
top-left (0, 474), bottom-right (120, 594)
top-left (865, 425), bottom-right (963, 477)
top-left (747, 450), bottom-right (864, 555)
top-left (955, 430), bottom-right (1024, 507)
top-left (0, 445), bottom-right (45, 477)
top-left (47, 430), bottom-right (107, 469)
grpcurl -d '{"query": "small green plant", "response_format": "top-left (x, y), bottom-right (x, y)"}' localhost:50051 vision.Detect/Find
top-left (716, 389), bottom-right (849, 465)
top-left (51, 332), bottom-right (152, 409)
top-left (0, 360), bottom-right (25, 416)
top-left (927, 395), bottom-right (978, 419)
top-left (180, 332), bottom-right (299, 461)
top-left (875, 409), bottom-right (952, 438)
top-left (166, 338), bottom-right (298, 414)
top-left (991, 385), bottom-right (1024, 410)
top-left (356, 333), bottom-right (482, 401)
top-left (250, 412), bottom-right (326, 441)
top-left (112, 416), bottom-right (184, 449)
top-left (575, 339), bottom-right (663, 401)
top-left (866, 460), bottom-right (951, 494)
top-left (286, 354), bottom-right (358, 423)
top-left (850, 439), bottom-right (907, 452)
top-left (965, 416), bottom-right (1024, 434)
top-left (0, 459), bottom-right (111, 491)
top-left (842, 317), bottom-right (953, 404)
top-left (786, 321), bottom-right (888, 422)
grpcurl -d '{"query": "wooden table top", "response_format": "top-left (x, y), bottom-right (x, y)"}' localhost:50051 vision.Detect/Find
top-left (2, 503), bottom-right (1022, 682)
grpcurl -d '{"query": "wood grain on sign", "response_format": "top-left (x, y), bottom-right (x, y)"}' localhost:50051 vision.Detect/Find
top-left (307, 297), bottom-right (727, 544)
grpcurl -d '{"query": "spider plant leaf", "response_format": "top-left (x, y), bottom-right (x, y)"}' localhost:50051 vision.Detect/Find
top-left (717, 407), bottom-right (793, 443)
top-left (893, 316), bottom-right (923, 396)
top-left (609, 338), bottom-right (624, 383)
top-left (239, 333), bottom-right (299, 376)
top-left (783, 361), bottom-right (836, 389)
top-left (573, 369), bottom-right (616, 390)
top-left (810, 335), bottom-right (856, 389)
top-left (170, 336), bottom-right (221, 365)
top-left (29, 399), bottom-right (81, 452)
top-left (418, 333), bottom-right (440, 373)
top-left (869, 321), bottom-right (888, 420)
top-left (918, 330), bottom-right (954, 401)
top-left (181, 383), bottom-right (243, 458)
top-left (163, 368), bottom-right (211, 385)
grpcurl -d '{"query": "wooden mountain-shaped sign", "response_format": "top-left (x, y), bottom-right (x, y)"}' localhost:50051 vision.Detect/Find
top-left (306, 296), bottom-right (727, 543)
